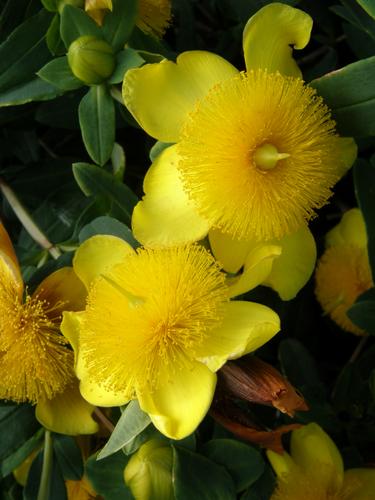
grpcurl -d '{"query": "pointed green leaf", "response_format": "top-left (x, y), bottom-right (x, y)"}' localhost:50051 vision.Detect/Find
top-left (102, 0), bottom-right (138, 51)
top-left (79, 215), bottom-right (138, 248)
top-left (108, 48), bottom-right (144, 84)
top-left (0, 78), bottom-right (61, 107)
top-left (60, 5), bottom-right (102, 48)
top-left (73, 162), bottom-right (138, 225)
top-left (311, 56), bottom-right (375, 137)
top-left (0, 9), bottom-right (52, 93)
top-left (357, 0), bottom-right (375, 20)
top-left (98, 401), bottom-right (151, 460)
top-left (38, 56), bottom-right (83, 91)
top-left (78, 85), bottom-right (115, 165)
top-left (86, 451), bottom-right (132, 500)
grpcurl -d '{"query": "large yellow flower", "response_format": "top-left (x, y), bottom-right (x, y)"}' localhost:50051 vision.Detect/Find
top-left (85, 0), bottom-right (171, 37)
top-left (267, 423), bottom-right (375, 500)
top-left (61, 235), bottom-right (280, 439)
top-left (122, 3), bottom-right (357, 301)
top-left (0, 222), bottom-right (98, 435)
top-left (315, 208), bottom-right (373, 335)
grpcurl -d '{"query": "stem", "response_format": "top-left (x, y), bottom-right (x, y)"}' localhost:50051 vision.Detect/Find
top-left (110, 87), bottom-right (124, 105)
top-left (0, 178), bottom-right (61, 259)
top-left (37, 430), bottom-right (53, 500)
top-left (94, 407), bottom-right (115, 432)
top-left (349, 334), bottom-right (369, 364)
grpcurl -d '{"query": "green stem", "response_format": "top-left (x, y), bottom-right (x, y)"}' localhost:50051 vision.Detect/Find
top-left (110, 86), bottom-right (124, 105)
top-left (0, 177), bottom-right (61, 259)
top-left (37, 430), bottom-right (53, 500)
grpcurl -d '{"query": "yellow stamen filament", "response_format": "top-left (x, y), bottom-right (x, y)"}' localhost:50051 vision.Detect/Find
top-left (81, 245), bottom-right (228, 396)
top-left (315, 245), bottom-right (373, 335)
top-left (179, 70), bottom-right (344, 241)
top-left (0, 266), bottom-right (74, 403)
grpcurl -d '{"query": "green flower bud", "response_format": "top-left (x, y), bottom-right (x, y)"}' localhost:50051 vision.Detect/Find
top-left (57, 0), bottom-right (84, 14)
top-left (67, 35), bottom-right (115, 85)
top-left (124, 439), bottom-right (174, 500)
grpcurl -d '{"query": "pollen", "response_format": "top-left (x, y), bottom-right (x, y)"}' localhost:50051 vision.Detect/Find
top-left (80, 245), bottom-right (228, 395)
top-left (137, 0), bottom-right (172, 38)
top-left (178, 70), bottom-right (344, 241)
top-left (315, 245), bottom-right (373, 335)
top-left (0, 266), bottom-right (74, 403)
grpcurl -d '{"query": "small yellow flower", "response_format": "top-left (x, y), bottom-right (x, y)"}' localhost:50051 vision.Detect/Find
top-left (0, 222), bottom-right (98, 435)
top-left (85, 0), bottom-right (171, 37)
top-left (61, 235), bottom-right (280, 440)
top-left (315, 208), bottom-right (373, 335)
top-left (267, 423), bottom-right (375, 500)
top-left (123, 3), bottom-right (357, 301)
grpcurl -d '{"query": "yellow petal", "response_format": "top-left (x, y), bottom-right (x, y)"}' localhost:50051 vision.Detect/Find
top-left (61, 311), bottom-right (130, 407)
top-left (291, 423), bottom-right (344, 493)
top-left (344, 468), bottom-right (375, 500)
top-left (263, 226), bottom-right (317, 301)
top-left (209, 228), bottom-right (253, 273)
top-left (336, 137), bottom-right (357, 177)
top-left (243, 3), bottom-right (312, 77)
top-left (266, 450), bottom-right (297, 478)
top-left (196, 301), bottom-right (280, 371)
top-left (33, 267), bottom-right (86, 317)
top-left (35, 379), bottom-right (99, 435)
top-left (228, 245), bottom-right (282, 298)
top-left (73, 235), bottom-right (134, 290)
top-left (123, 51), bottom-right (239, 142)
top-left (326, 208), bottom-right (367, 249)
top-left (132, 145), bottom-right (211, 247)
top-left (138, 358), bottom-right (216, 439)
top-left (0, 221), bottom-right (23, 293)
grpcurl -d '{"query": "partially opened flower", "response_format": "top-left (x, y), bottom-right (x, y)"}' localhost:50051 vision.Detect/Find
top-left (123, 2), bottom-right (357, 300)
top-left (267, 423), bottom-right (375, 499)
top-left (315, 208), bottom-right (373, 335)
top-left (0, 222), bottom-right (98, 435)
top-left (61, 235), bottom-right (280, 439)
top-left (85, 0), bottom-right (171, 37)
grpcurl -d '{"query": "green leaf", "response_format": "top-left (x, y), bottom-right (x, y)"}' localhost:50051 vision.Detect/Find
top-left (60, 4), bottom-right (102, 49)
top-left (111, 142), bottom-right (126, 179)
top-left (354, 158), bottom-right (375, 275)
top-left (0, 404), bottom-right (40, 461)
top-left (42, 0), bottom-right (58, 11)
top-left (102, 0), bottom-right (138, 51)
top-left (73, 162), bottom-right (138, 225)
top-left (0, 77), bottom-right (61, 107)
top-left (332, 1), bottom-right (375, 40)
top-left (149, 141), bottom-right (173, 162)
top-left (358, 0), bottom-right (375, 19)
top-left (241, 465), bottom-right (276, 500)
top-left (24, 448), bottom-right (67, 500)
top-left (98, 401), bottom-right (151, 460)
top-left (78, 85), bottom-right (115, 166)
top-left (46, 14), bottom-right (65, 55)
top-left (172, 446), bottom-right (236, 500)
top-left (79, 215), bottom-right (139, 248)
top-left (201, 439), bottom-right (264, 492)
top-left (0, 429), bottom-right (44, 480)
top-left (108, 48), bottom-right (144, 84)
top-left (0, 9), bottom-right (52, 93)
top-left (311, 56), bottom-right (375, 137)
top-left (53, 434), bottom-right (83, 481)
top-left (86, 451), bottom-right (132, 500)
top-left (348, 288), bottom-right (375, 334)
top-left (38, 56), bottom-right (83, 91)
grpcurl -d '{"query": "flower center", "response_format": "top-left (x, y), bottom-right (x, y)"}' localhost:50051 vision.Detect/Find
top-left (253, 143), bottom-right (290, 171)
top-left (81, 245), bottom-right (228, 395)
top-left (178, 69), bottom-right (344, 241)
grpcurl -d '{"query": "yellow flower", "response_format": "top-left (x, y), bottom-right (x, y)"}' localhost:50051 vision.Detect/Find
top-left (315, 208), bottom-right (373, 335)
top-left (0, 222), bottom-right (98, 435)
top-left (122, 3), bottom-right (357, 301)
top-left (61, 235), bottom-right (280, 440)
top-left (66, 476), bottom-right (96, 499)
top-left (85, 0), bottom-right (171, 37)
top-left (267, 423), bottom-right (375, 500)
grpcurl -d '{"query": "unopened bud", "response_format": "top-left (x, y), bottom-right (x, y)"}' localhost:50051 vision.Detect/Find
top-left (124, 439), bottom-right (174, 500)
top-left (218, 356), bottom-right (308, 416)
top-left (67, 35), bottom-right (115, 85)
